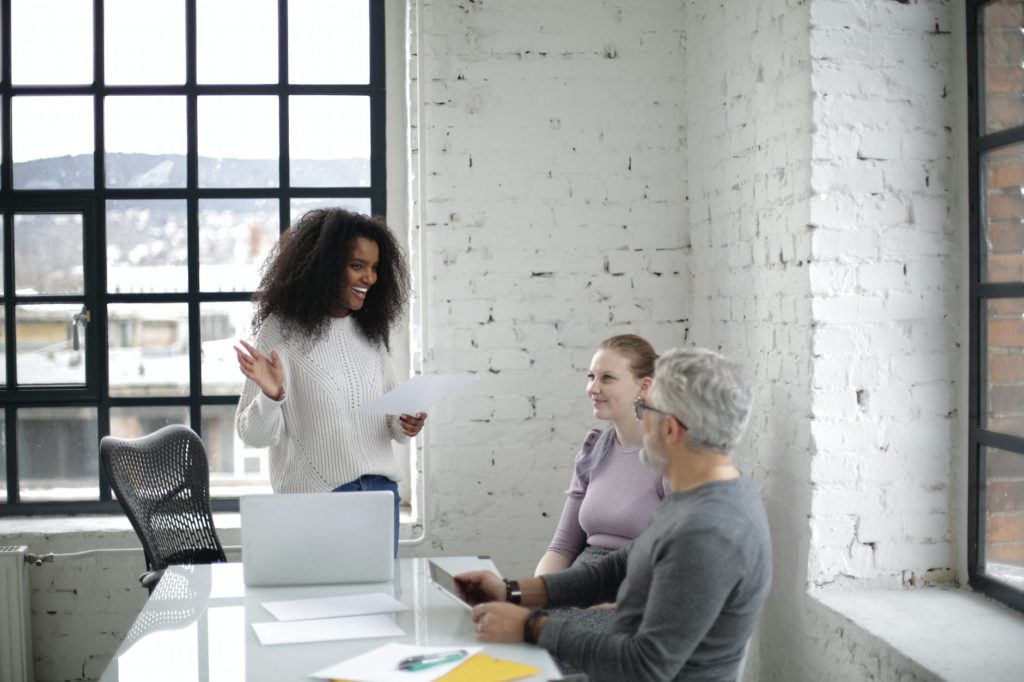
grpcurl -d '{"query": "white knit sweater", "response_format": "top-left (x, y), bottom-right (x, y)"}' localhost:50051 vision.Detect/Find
top-left (235, 314), bottom-right (408, 493)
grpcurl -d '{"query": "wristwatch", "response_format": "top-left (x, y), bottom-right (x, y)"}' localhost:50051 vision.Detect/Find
top-left (504, 579), bottom-right (522, 605)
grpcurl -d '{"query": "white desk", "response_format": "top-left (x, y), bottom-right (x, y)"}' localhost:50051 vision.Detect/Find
top-left (98, 556), bottom-right (561, 682)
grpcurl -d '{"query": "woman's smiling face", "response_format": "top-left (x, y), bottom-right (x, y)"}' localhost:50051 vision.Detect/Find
top-left (587, 348), bottom-right (647, 423)
top-left (334, 236), bottom-right (379, 316)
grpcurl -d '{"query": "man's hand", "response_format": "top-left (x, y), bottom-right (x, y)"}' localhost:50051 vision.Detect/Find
top-left (453, 570), bottom-right (505, 605)
top-left (471, 602), bottom-right (530, 643)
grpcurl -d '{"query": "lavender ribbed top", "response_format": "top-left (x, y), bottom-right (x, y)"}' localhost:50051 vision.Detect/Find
top-left (547, 428), bottom-right (668, 560)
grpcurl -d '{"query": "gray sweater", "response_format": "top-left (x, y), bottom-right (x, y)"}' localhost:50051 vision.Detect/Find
top-left (538, 476), bottom-right (772, 682)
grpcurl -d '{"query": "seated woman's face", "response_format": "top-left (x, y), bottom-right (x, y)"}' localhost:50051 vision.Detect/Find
top-left (586, 349), bottom-right (646, 423)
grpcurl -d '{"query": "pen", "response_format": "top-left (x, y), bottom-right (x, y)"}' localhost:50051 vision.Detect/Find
top-left (397, 649), bottom-right (468, 671)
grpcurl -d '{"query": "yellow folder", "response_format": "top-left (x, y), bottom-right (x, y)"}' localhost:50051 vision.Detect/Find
top-left (434, 652), bottom-right (540, 682)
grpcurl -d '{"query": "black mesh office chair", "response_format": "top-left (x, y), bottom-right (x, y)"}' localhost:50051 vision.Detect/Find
top-left (100, 424), bottom-right (227, 593)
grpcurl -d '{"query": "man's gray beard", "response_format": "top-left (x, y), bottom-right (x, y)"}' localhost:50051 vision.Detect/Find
top-left (639, 446), bottom-right (668, 475)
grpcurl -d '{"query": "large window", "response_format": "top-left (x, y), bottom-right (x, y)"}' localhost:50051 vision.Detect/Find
top-left (968, 0), bottom-right (1024, 613)
top-left (0, 0), bottom-right (386, 513)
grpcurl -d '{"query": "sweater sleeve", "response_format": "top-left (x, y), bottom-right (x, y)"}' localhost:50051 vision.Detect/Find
top-left (545, 429), bottom-right (602, 561)
top-left (235, 322), bottom-right (287, 448)
top-left (382, 354), bottom-right (410, 445)
top-left (542, 544), bottom-right (629, 607)
top-left (540, 528), bottom-right (746, 682)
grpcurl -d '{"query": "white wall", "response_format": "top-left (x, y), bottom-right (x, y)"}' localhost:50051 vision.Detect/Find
top-left (680, 0), bottom-right (961, 679)
top-left (404, 0), bottom-right (689, 572)
top-left (681, 0), bottom-right (816, 677)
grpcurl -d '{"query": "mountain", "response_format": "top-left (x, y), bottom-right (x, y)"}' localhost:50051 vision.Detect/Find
top-left (13, 153), bottom-right (370, 190)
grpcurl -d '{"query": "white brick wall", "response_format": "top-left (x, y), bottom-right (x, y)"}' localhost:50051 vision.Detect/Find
top-left (681, 1), bottom-right (817, 679)
top-left (407, 0), bottom-right (689, 572)
top-left (807, 0), bottom-right (958, 593)
top-left (682, 0), bottom-right (960, 679)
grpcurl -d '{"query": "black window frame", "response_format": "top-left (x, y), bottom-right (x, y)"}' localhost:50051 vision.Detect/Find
top-left (966, 0), bottom-right (1024, 614)
top-left (0, 0), bottom-right (387, 515)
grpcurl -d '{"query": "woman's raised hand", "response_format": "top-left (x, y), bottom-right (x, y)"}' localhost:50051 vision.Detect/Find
top-left (235, 339), bottom-right (284, 400)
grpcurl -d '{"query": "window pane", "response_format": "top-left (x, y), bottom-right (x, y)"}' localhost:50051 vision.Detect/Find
top-left (11, 0), bottom-right (92, 85)
top-left (201, 302), bottom-right (253, 396)
top-left (289, 0), bottom-right (369, 84)
top-left (987, 299), bottom-right (1024, 438)
top-left (983, 144), bottom-right (1024, 282)
top-left (983, 1), bottom-right (1024, 134)
top-left (17, 407), bottom-right (98, 501)
top-left (199, 199), bottom-right (279, 292)
top-left (12, 96), bottom-right (94, 189)
top-left (14, 213), bottom-right (84, 295)
top-left (105, 97), bottom-right (187, 188)
top-left (197, 0), bottom-right (277, 84)
top-left (985, 446), bottom-right (1024, 589)
top-left (203, 405), bottom-right (271, 498)
top-left (108, 303), bottom-right (189, 397)
top-left (109, 406), bottom-right (190, 439)
top-left (198, 96), bottom-right (279, 188)
top-left (104, 0), bottom-right (185, 85)
top-left (290, 198), bottom-right (372, 222)
top-left (290, 96), bottom-right (371, 187)
top-left (16, 304), bottom-right (85, 385)
top-left (106, 200), bottom-right (187, 293)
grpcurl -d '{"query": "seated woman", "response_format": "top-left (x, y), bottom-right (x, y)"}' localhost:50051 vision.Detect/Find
top-left (535, 334), bottom-right (666, 638)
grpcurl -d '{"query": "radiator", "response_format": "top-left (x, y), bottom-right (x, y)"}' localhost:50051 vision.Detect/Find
top-left (0, 546), bottom-right (33, 682)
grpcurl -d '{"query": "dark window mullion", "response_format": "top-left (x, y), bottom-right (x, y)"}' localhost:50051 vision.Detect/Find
top-left (967, 0), bottom-right (984, 586)
top-left (4, 407), bottom-right (16, 503)
top-left (1, 0), bottom-right (12, 507)
top-left (977, 429), bottom-right (1024, 456)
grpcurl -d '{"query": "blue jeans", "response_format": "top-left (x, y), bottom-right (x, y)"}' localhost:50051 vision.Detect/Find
top-left (331, 475), bottom-right (399, 557)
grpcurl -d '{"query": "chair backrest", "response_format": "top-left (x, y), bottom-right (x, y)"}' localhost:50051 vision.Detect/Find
top-left (100, 424), bottom-right (226, 576)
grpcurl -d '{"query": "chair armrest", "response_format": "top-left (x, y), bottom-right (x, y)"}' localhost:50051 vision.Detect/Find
top-left (139, 569), bottom-right (165, 592)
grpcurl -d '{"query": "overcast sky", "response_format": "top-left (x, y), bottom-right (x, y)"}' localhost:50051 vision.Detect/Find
top-left (9, 0), bottom-right (370, 162)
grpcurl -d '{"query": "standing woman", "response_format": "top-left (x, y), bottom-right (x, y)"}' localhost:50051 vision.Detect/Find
top-left (234, 208), bottom-right (425, 554)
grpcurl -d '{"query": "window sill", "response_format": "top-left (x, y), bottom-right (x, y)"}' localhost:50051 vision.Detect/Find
top-left (0, 507), bottom-right (420, 551)
top-left (811, 587), bottom-right (1024, 681)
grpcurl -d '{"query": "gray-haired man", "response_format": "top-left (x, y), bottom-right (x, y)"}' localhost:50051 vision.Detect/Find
top-left (456, 347), bottom-right (772, 681)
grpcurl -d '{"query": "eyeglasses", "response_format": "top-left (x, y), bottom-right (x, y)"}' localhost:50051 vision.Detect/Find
top-left (634, 398), bottom-right (688, 430)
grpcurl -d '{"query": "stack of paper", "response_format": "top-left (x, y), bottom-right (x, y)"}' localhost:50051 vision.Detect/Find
top-left (250, 593), bottom-right (408, 646)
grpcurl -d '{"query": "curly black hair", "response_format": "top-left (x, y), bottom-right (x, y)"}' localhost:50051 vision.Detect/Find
top-left (252, 208), bottom-right (410, 351)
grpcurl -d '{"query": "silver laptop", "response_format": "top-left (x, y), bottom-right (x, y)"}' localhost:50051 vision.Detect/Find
top-left (240, 491), bottom-right (394, 587)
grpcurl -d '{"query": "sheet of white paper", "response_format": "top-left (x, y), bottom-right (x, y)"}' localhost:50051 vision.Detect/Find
top-left (310, 642), bottom-right (483, 682)
top-left (251, 614), bottom-right (404, 646)
top-left (262, 592), bottom-right (408, 622)
top-left (354, 374), bottom-right (479, 415)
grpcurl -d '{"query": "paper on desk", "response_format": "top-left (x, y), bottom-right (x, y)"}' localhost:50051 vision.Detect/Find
top-left (261, 592), bottom-right (408, 622)
top-left (434, 653), bottom-right (539, 682)
top-left (354, 374), bottom-right (479, 415)
top-left (251, 614), bottom-right (404, 646)
top-left (310, 643), bottom-right (483, 682)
